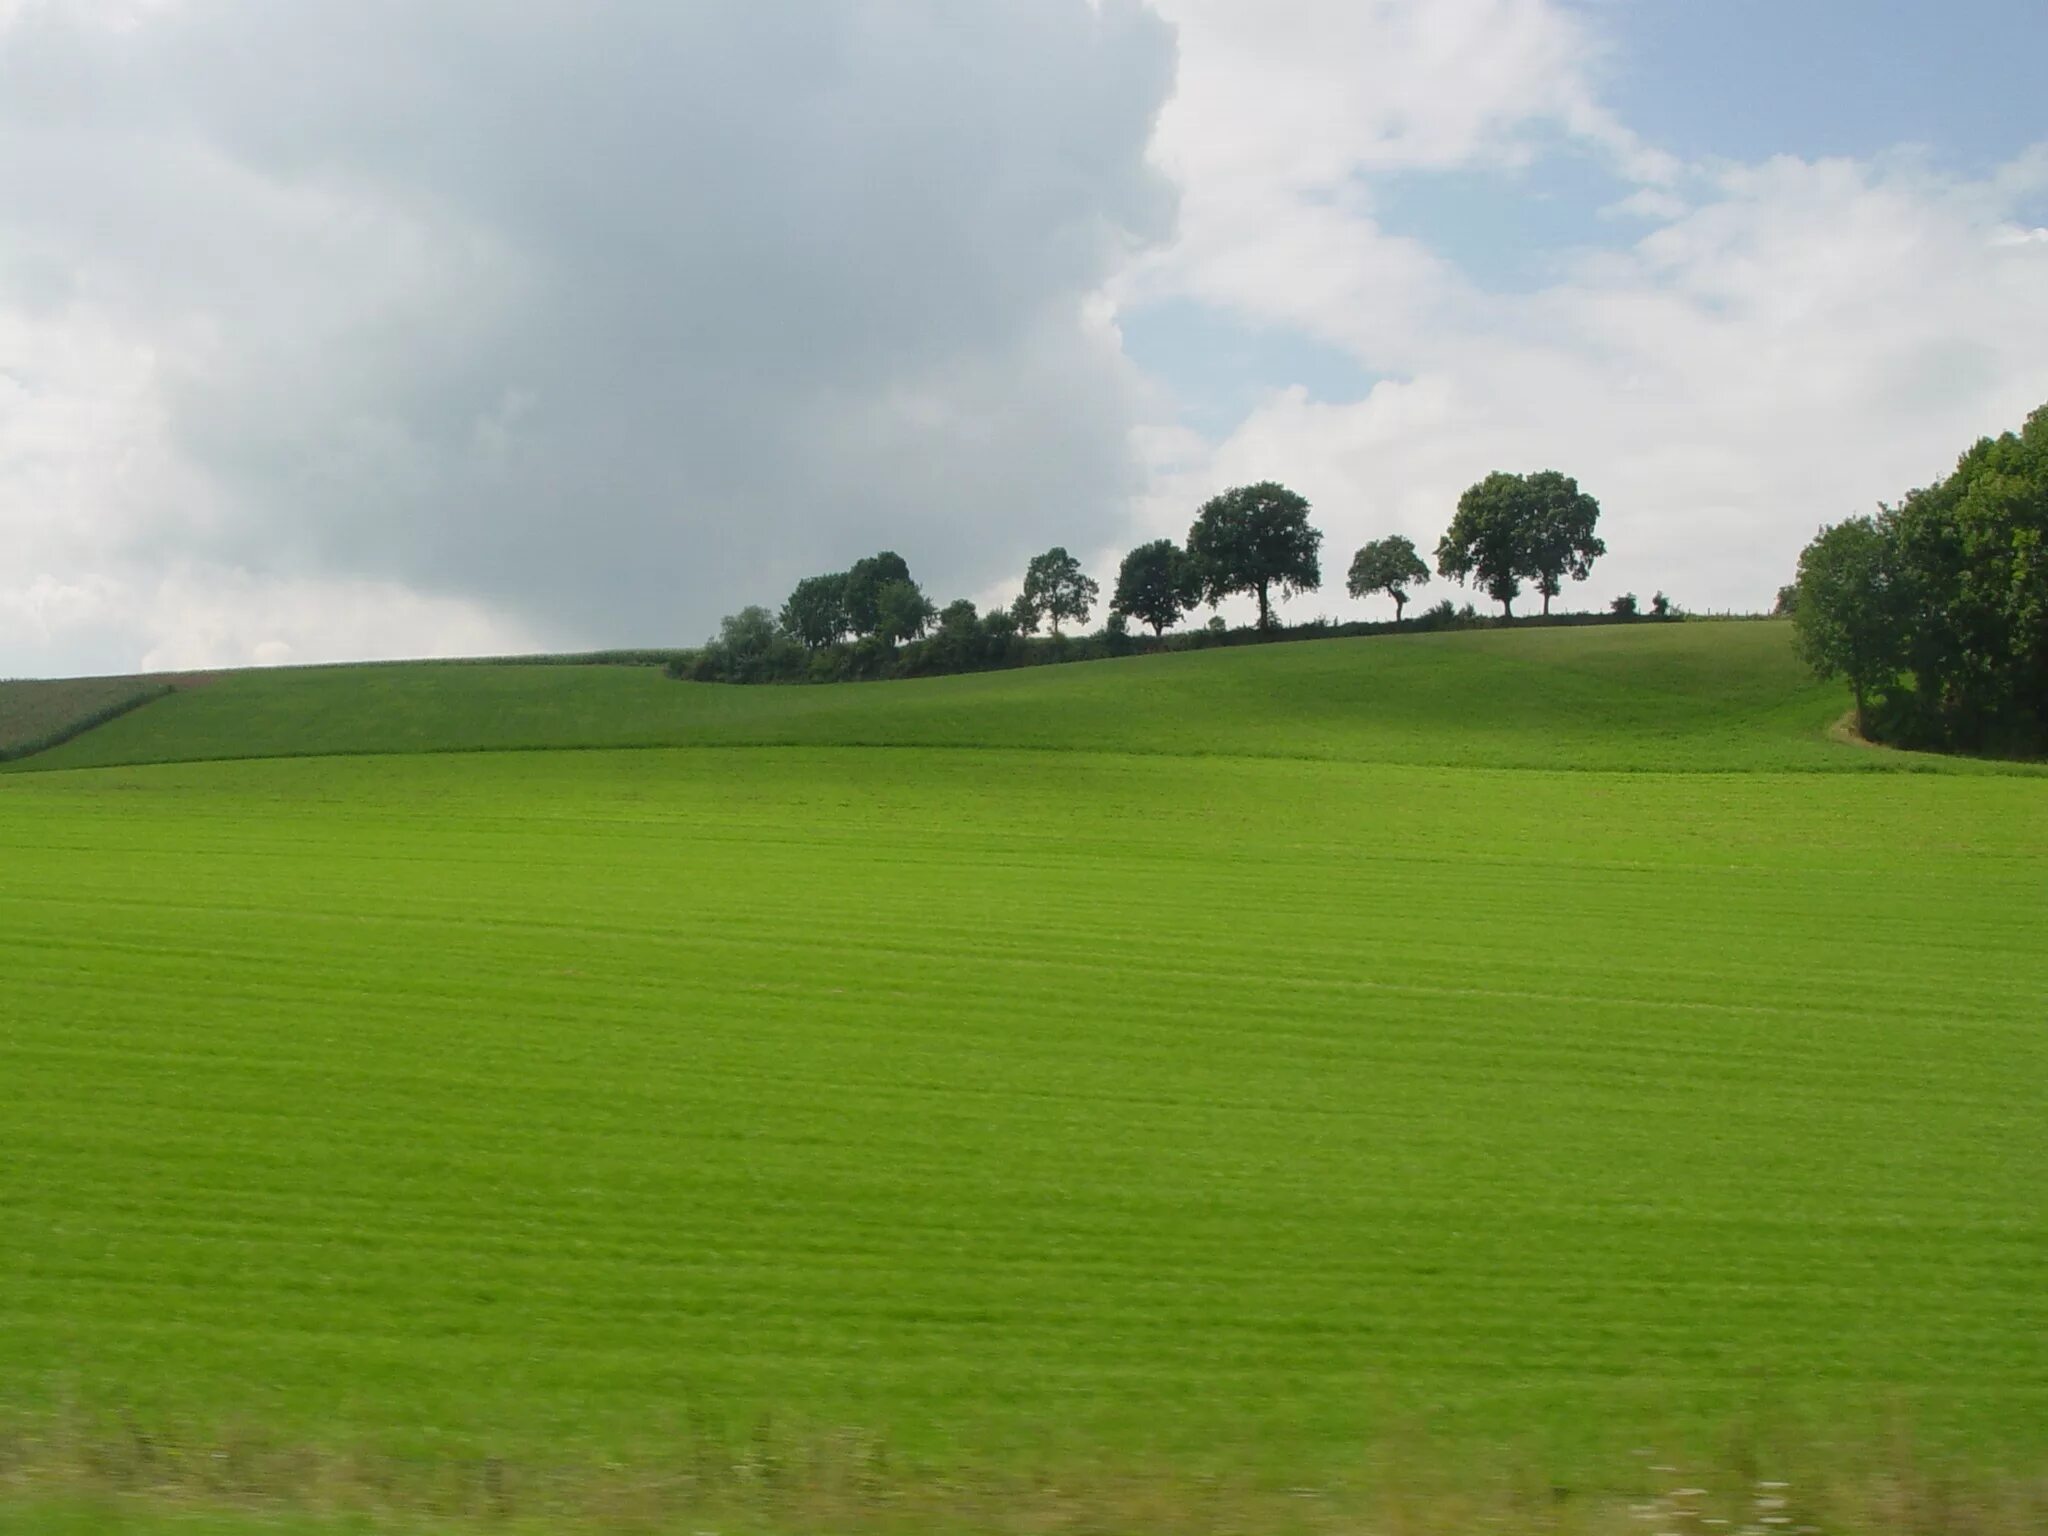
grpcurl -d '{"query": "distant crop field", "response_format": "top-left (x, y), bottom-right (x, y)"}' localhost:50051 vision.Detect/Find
top-left (0, 675), bottom-right (171, 761)
top-left (12, 621), bottom-right (1937, 776)
top-left (4, 721), bottom-right (2045, 1532)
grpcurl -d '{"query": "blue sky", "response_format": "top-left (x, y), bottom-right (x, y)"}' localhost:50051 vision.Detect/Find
top-left (1593, 0), bottom-right (2048, 177)
top-left (1127, 1), bottom-right (2048, 436)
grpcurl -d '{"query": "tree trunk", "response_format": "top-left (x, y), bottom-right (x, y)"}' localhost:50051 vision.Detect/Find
top-left (1501, 597), bottom-right (1514, 618)
top-left (1256, 582), bottom-right (1271, 632)
top-left (1393, 594), bottom-right (1406, 624)
top-left (1541, 589), bottom-right (1552, 616)
top-left (1853, 679), bottom-right (1868, 738)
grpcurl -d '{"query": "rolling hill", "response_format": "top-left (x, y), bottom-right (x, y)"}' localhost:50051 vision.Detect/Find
top-left (3, 619), bottom-right (1992, 775)
top-left (2, 620), bottom-right (2043, 1536)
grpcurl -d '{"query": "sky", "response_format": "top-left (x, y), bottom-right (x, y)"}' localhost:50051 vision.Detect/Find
top-left (3, 0), bottom-right (2045, 675)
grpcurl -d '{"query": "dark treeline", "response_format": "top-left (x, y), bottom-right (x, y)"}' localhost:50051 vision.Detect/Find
top-left (678, 470), bottom-right (1670, 686)
top-left (1789, 401), bottom-right (2047, 757)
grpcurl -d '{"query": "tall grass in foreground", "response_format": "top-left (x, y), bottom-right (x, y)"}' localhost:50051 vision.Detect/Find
top-left (1, 1416), bottom-right (2043, 1535)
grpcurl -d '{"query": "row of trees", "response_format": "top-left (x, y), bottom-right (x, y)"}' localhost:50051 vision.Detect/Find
top-left (1106, 471), bottom-right (1607, 636)
top-left (1791, 401), bottom-right (2046, 755)
top-left (689, 469), bottom-right (1618, 683)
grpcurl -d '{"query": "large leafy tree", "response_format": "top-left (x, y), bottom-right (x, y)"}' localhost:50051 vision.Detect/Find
top-left (700, 605), bottom-right (802, 684)
top-left (1437, 470), bottom-right (1604, 617)
top-left (1522, 471), bottom-right (1606, 614)
top-left (1345, 535), bottom-right (1430, 622)
top-left (1791, 515), bottom-right (1902, 737)
top-left (779, 573), bottom-right (850, 649)
top-left (873, 577), bottom-right (936, 645)
top-left (1185, 481), bottom-right (1323, 632)
top-left (1786, 401), bottom-right (2046, 753)
top-left (1111, 538), bottom-right (1198, 635)
top-left (922, 598), bottom-right (986, 672)
top-left (844, 551), bottom-right (912, 638)
top-left (1436, 472), bottom-right (1526, 615)
top-left (1877, 402), bottom-right (2047, 749)
top-left (1018, 546), bottom-right (1099, 636)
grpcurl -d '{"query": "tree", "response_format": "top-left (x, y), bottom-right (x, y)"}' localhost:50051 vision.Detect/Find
top-left (979, 603), bottom-right (1023, 665)
top-left (1611, 592), bottom-right (1639, 618)
top-left (1436, 472), bottom-right (1529, 615)
top-left (844, 551), bottom-right (912, 638)
top-left (1773, 584), bottom-right (1799, 617)
top-left (700, 605), bottom-right (803, 684)
top-left (1882, 405), bottom-right (2048, 749)
top-left (1345, 535), bottom-right (1431, 622)
top-left (925, 598), bottom-right (985, 672)
top-left (873, 577), bottom-right (935, 645)
top-left (779, 573), bottom-right (849, 650)
top-left (1437, 470), bottom-right (1604, 617)
top-left (1522, 471), bottom-right (1605, 615)
top-left (1788, 400), bottom-right (2046, 755)
top-left (1791, 515), bottom-right (1901, 736)
top-left (1008, 590), bottom-right (1041, 635)
top-left (1111, 538), bottom-right (1199, 635)
top-left (1185, 481), bottom-right (1323, 632)
top-left (1018, 546), bottom-right (1099, 636)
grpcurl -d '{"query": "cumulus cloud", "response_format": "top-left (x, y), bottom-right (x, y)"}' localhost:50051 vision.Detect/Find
top-left (7, 0), bottom-right (2046, 669)
top-left (1119, 2), bottom-right (2048, 622)
top-left (0, 0), bottom-right (1175, 673)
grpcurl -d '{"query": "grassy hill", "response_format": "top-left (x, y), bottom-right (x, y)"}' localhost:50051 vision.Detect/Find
top-left (5, 620), bottom-right (1946, 775)
top-left (2, 621), bottom-right (2044, 1535)
top-left (0, 674), bottom-right (173, 761)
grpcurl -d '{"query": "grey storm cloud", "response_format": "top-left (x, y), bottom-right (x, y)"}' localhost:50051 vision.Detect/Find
top-left (0, 0), bottom-right (1177, 646)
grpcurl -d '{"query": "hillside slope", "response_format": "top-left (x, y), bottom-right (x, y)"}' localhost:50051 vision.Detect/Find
top-left (4, 621), bottom-right (1970, 775)
top-left (0, 674), bottom-right (174, 761)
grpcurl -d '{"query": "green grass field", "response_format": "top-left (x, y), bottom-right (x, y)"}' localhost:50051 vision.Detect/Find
top-left (0, 676), bottom-right (174, 763)
top-left (13, 621), bottom-right (1924, 775)
top-left (2, 623), bottom-right (2044, 1534)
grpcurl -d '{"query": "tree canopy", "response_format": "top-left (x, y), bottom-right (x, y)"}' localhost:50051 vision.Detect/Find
top-left (1345, 535), bottom-right (1431, 622)
top-left (873, 577), bottom-right (936, 646)
top-left (1523, 472), bottom-right (1605, 614)
top-left (1791, 516), bottom-right (1899, 735)
top-left (779, 573), bottom-right (850, 650)
top-left (1186, 482), bottom-right (1322, 632)
top-left (844, 551), bottom-right (912, 638)
top-left (1111, 538), bottom-right (1199, 635)
top-left (1018, 546), bottom-right (1099, 636)
top-left (1437, 470), bottom-right (1604, 617)
top-left (1793, 401), bottom-right (2046, 753)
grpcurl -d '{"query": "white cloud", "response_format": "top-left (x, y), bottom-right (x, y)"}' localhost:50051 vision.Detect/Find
top-left (130, 572), bottom-right (544, 674)
top-left (8, 0), bottom-right (2046, 668)
top-left (0, 0), bottom-right (1177, 675)
top-left (1135, 154), bottom-right (2048, 619)
top-left (1123, 5), bottom-right (2048, 621)
top-left (1603, 187), bottom-right (1690, 223)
